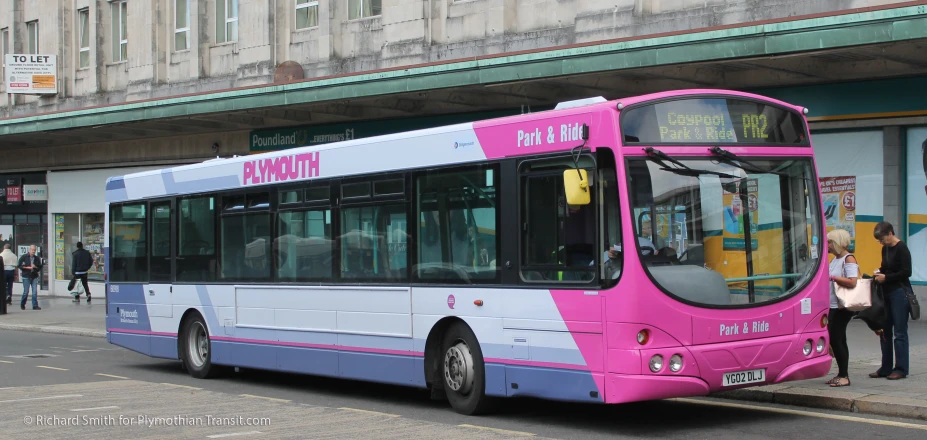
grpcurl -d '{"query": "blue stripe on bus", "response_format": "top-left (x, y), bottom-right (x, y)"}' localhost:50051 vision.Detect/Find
top-left (499, 364), bottom-right (603, 403)
top-left (150, 335), bottom-right (179, 360)
top-left (110, 332), bottom-right (150, 356)
top-left (160, 169), bottom-right (241, 197)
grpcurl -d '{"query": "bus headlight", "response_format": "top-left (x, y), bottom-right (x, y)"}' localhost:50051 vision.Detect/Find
top-left (816, 337), bottom-right (826, 353)
top-left (649, 355), bottom-right (664, 372)
top-left (669, 354), bottom-right (683, 372)
top-left (803, 339), bottom-right (813, 356)
top-left (637, 330), bottom-right (650, 345)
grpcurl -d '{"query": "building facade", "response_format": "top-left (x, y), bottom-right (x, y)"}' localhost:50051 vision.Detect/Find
top-left (1, 0), bottom-right (927, 297)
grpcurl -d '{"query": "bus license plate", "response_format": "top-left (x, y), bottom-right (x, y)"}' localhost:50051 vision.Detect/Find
top-left (723, 369), bottom-right (765, 386)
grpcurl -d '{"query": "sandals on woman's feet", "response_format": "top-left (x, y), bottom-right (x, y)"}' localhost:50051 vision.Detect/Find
top-left (825, 376), bottom-right (841, 385)
top-left (830, 377), bottom-right (851, 387)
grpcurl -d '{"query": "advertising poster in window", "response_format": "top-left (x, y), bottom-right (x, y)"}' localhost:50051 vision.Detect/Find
top-left (84, 214), bottom-right (105, 280)
top-left (907, 127), bottom-right (927, 284)
top-left (55, 215), bottom-right (65, 280)
top-left (722, 179), bottom-right (759, 250)
top-left (819, 176), bottom-right (857, 249)
top-left (811, 131), bottom-right (883, 274)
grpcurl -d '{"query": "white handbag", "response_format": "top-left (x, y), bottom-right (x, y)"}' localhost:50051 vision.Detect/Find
top-left (835, 278), bottom-right (872, 312)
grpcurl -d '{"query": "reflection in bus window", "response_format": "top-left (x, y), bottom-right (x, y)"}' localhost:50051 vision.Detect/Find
top-left (277, 210), bottom-right (333, 281)
top-left (220, 214), bottom-right (271, 280)
top-left (177, 197), bottom-right (217, 282)
top-left (340, 205), bottom-right (407, 281)
top-left (416, 166), bottom-right (499, 283)
top-left (109, 203), bottom-right (148, 282)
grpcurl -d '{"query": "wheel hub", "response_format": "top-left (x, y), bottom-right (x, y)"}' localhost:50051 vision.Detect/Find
top-left (443, 342), bottom-right (474, 395)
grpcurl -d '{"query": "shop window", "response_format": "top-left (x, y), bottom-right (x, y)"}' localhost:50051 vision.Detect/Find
top-left (55, 214), bottom-right (106, 283)
top-left (110, 204), bottom-right (148, 282)
top-left (415, 165), bottom-right (499, 283)
top-left (812, 131), bottom-right (883, 275)
top-left (906, 127), bottom-right (927, 284)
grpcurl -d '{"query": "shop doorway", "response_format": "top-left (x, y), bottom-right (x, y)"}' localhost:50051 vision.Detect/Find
top-left (14, 223), bottom-right (48, 291)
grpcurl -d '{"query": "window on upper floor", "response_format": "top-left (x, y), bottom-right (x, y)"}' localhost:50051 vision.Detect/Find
top-left (348, 0), bottom-right (381, 20)
top-left (78, 9), bottom-right (90, 68)
top-left (26, 21), bottom-right (38, 54)
top-left (175, 0), bottom-right (190, 51)
top-left (296, 0), bottom-right (319, 29)
top-left (217, 0), bottom-right (239, 43)
top-left (112, 1), bottom-right (127, 61)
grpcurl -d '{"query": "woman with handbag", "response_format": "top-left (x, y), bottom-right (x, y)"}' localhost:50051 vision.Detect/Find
top-left (871, 222), bottom-right (913, 380)
top-left (826, 229), bottom-right (859, 387)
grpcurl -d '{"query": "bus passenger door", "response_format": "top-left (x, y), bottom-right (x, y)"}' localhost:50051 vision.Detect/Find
top-left (148, 200), bottom-right (173, 318)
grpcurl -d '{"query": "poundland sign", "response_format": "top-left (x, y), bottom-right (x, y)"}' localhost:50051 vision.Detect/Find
top-left (250, 128), bottom-right (356, 151)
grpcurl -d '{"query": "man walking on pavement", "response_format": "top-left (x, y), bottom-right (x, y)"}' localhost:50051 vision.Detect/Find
top-left (69, 242), bottom-right (93, 303)
top-left (1, 244), bottom-right (16, 305)
top-left (18, 245), bottom-right (42, 310)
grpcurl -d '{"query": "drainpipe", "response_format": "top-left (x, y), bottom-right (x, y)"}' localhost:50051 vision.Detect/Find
top-left (272, 0), bottom-right (278, 72)
top-left (425, 0), bottom-right (431, 46)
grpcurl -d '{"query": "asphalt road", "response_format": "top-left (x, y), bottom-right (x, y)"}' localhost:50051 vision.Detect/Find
top-left (1, 331), bottom-right (926, 439)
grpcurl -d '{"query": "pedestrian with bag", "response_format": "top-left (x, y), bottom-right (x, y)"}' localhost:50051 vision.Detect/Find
top-left (870, 222), bottom-right (915, 380)
top-left (69, 242), bottom-right (93, 304)
top-left (1, 243), bottom-right (17, 305)
top-left (17, 245), bottom-right (42, 310)
top-left (825, 229), bottom-right (859, 388)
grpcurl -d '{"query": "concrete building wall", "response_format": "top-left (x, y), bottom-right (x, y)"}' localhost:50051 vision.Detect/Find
top-left (1, 0), bottom-right (915, 117)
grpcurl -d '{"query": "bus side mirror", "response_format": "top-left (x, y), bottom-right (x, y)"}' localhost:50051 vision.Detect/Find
top-left (563, 169), bottom-right (590, 206)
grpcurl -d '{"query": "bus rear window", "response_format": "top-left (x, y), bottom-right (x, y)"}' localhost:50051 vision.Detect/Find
top-left (621, 97), bottom-right (808, 145)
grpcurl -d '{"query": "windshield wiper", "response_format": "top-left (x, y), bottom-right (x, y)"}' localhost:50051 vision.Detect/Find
top-left (709, 147), bottom-right (793, 177)
top-left (644, 147), bottom-right (741, 179)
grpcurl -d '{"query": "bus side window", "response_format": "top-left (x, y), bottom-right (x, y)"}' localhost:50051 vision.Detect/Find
top-left (414, 165), bottom-right (500, 284)
top-left (519, 156), bottom-right (597, 283)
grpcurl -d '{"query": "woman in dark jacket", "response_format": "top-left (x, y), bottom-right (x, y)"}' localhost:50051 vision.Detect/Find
top-left (870, 222), bottom-right (913, 380)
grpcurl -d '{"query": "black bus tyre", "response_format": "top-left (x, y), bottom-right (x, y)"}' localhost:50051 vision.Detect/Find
top-left (180, 314), bottom-right (219, 379)
top-left (441, 322), bottom-right (493, 415)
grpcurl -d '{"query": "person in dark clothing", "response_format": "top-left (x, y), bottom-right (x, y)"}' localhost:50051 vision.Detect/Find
top-left (18, 245), bottom-right (42, 310)
top-left (870, 222), bottom-right (913, 380)
top-left (69, 242), bottom-right (93, 303)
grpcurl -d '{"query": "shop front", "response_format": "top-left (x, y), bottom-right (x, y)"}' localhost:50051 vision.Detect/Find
top-left (47, 166), bottom-right (163, 297)
top-left (0, 172), bottom-right (49, 292)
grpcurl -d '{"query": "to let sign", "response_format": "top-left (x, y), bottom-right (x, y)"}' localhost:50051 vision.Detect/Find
top-left (4, 54), bottom-right (58, 94)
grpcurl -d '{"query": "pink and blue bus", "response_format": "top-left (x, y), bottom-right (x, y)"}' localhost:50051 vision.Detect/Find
top-left (104, 89), bottom-right (832, 414)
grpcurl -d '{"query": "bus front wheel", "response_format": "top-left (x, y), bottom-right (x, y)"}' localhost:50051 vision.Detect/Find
top-left (180, 314), bottom-right (219, 379)
top-left (441, 322), bottom-right (492, 415)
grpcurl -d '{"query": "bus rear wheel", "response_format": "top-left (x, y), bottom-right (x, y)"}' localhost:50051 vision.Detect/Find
top-left (180, 314), bottom-right (219, 379)
top-left (441, 322), bottom-right (492, 415)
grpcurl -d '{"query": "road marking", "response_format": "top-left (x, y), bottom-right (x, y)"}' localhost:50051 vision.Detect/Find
top-left (71, 406), bottom-right (120, 412)
top-left (37, 365), bottom-right (69, 371)
top-left (458, 424), bottom-right (536, 436)
top-left (0, 360), bottom-right (13, 364)
top-left (240, 394), bottom-right (291, 403)
top-left (674, 398), bottom-right (927, 431)
top-left (161, 383), bottom-right (202, 390)
top-left (0, 395), bottom-right (82, 404)
top-left (70, 349), bottom-right (100, 353)
top-left (96, 373), bottom-right (129, 380)
top-left (337, 407), bottom-right (400, 418)
top-left (207, 431), bottom-right (263, 438)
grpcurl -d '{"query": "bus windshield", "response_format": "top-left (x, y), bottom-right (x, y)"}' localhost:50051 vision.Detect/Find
top-left (627, 157), bottom-right (822, 307)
